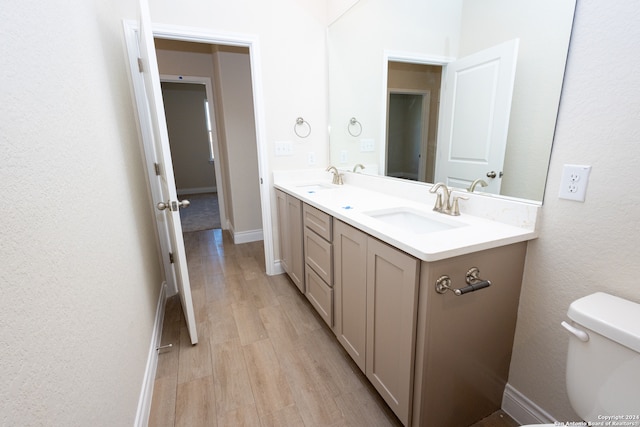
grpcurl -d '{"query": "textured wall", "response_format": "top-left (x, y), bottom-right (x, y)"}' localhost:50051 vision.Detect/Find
top-left (508, 0), bottom-right (640, 420)
top-left (0, 0), bottom-right (163, 425)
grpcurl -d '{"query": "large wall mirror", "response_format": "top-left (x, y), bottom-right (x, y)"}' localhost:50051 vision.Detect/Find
top-left (328, 0), bottom-right (576, 203)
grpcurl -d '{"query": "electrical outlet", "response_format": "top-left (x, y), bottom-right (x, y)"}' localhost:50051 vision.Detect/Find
top-left (559, 164), bottom-right (591, 202)
top-left (307, 151), bottom-right (316, 165)
top-left (340, 150), bottom-right (348, 164)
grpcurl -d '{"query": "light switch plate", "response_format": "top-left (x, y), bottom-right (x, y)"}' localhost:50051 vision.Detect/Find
top-left (559, 164), bottom-right (591, 202)
top-left (360, 138), bottom-right (375, 152)
top-left (274, 141), bottom-right (293, 156)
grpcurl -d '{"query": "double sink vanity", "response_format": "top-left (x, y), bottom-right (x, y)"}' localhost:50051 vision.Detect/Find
top-left (273, 169), bottom-right (539, 427)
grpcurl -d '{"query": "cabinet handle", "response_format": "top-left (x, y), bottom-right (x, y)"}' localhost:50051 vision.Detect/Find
top-left (435, 267), bottom-right (492, 296)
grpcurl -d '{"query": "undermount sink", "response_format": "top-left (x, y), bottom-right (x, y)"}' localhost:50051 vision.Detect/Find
top-left (363, 207), bottom-right (464, 234)
top-left (296, 183), bottom-right (336, 192)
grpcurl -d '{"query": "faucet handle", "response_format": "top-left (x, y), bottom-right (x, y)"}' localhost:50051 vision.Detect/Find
top-left (450, 195), bottom-right (469, 216)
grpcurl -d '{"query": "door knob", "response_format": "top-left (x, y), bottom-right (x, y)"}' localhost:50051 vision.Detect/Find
top-left (486, 171), bottom-right (503, 179)
top-left (156, 200), bottom-right (190, 211)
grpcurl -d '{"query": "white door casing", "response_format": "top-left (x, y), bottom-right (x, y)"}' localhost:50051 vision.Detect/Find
top-left (142, 25), bottom-right (273, 276)
top-left (124, 0), bottom-right (198, 344)
top-left (122, 4), bottom-right (275, 342)
top-left (435, 39), bottom-right (519, 193)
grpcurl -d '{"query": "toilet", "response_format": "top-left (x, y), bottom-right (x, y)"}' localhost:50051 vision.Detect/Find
top-left (522, 292), bottom-right (640, 426)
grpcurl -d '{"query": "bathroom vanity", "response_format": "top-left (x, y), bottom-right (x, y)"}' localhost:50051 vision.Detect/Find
top-left (273, 170), bottom-right (538, 427)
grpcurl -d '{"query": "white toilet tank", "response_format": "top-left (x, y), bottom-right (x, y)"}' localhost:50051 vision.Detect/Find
top-left (563, 292), bottom-right (640, 422)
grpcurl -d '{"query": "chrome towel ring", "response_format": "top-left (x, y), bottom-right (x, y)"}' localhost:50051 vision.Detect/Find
top-left (294, 117), bottom-right (311, 138)
top-left (348, 117), bottom-right (362, 137)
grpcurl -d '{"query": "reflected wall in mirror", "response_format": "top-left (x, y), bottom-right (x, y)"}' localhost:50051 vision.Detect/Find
top-left (328, 0), bottom-right (576, 203)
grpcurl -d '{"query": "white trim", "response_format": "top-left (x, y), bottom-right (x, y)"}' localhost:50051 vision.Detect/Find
top-left (273, 260), bottom-right (285, 275)
top-left (134, 282), bottom-right (167, 427)
top-left (176, 186), bottom-right (217, 195)
top-left (232, 228), bottom-right (264, 244)
top-left (502, 383), bottom-right (557, 425)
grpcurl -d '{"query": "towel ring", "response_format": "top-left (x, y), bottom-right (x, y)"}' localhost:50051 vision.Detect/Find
top-left (294, 117), bottom-right (311, 138)
top-left (348, 117), bottom-right (362, 137)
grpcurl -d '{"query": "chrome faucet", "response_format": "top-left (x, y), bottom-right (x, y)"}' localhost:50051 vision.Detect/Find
top-left (467, 179), bottom-right (488, 192)
top-left (326, 166), bottom-right (344, 185)
top-left (429, 182), bottom-right (468, 216)
top-left (352, 163), bottom-right (365, 173)
top-left (430, 183), bottom-right (450, 213)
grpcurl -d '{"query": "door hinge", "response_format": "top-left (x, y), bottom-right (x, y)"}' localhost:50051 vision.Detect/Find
top-left (154, 162), bottom-right (161, 176)
top-left (169, 252), bottom-right (174, 264)
top-left (137, 57), bottom-right (144, 72)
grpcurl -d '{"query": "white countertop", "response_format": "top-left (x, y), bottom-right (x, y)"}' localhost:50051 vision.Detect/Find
top-left (274, 172), bottom-right (538, 262)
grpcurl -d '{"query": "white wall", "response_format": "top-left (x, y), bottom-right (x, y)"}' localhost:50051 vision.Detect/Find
top-left (328, 0), bottom-right (463, 170)
top-left (214, 46), bottom-right (263, 233)
top-left (0, 0), bottom-right (163, 425)
top-left (508, 0), bottom-right (640, 421)
top-left (149, 0), bottom-right (330, 174)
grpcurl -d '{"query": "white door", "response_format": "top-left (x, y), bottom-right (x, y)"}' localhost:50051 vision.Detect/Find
top-left (134, 0), bottom-right (198, 344)
top-left (435, 39), bottom-right (519, 193)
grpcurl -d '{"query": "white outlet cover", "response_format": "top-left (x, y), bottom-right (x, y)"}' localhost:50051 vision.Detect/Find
top-left (559, 164), bottom-right (591, 202)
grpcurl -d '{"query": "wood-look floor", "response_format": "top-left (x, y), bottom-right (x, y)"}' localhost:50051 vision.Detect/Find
top-left (148, 229), bottom-right (519, 427)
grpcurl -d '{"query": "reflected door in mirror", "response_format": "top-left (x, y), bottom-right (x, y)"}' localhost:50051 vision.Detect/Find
top-left (435, 39), bottom-right (519, 194)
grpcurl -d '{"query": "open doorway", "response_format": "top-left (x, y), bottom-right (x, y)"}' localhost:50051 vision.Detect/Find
top-left (385, 61), bottom-right (442, 183)
top-left (161, 80), bottom-right (222, 233)
top-left (154, 38), bottom-right (263, 245)
top-left (386, 91), bottom-right (430, 181)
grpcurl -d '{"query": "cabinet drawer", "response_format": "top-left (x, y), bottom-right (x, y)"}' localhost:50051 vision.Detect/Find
top-left (303, 203), bottom-right (332, 242)
top-left (305, 229), bottom-right (333, 286)
top-left (305, 265), bottom-right (333, 327)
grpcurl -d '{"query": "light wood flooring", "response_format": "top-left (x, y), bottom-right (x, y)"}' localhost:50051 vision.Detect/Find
top-left (148, 229), bottom-right (519, 427)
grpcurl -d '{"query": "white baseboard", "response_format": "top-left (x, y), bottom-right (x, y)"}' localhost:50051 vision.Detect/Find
top-left (177, 186), bottom-right (216, 195)
top-left (502, 383), bottom-right (557, 425)
top-left (228, 223), bottom-right (263, 244)
top-left (134, 282), bottom-right (167, 427)
top-left (272, 260), bottom-right (285, 275)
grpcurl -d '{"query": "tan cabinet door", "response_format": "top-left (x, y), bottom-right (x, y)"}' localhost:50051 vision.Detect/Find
top-left (276, 190), bottom-right (304, 292)
top-left (333, 220), bottom-right (368, 372)
top-left (366, 238), bottom-right (419, 426)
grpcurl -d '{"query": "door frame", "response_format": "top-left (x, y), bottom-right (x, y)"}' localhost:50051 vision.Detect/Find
top-left (160, 75), bottom-right (228, 230)
top-left (123, 20), bottom-right (276, 276)
top-left (379, 51), bottom-right (454, 176)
